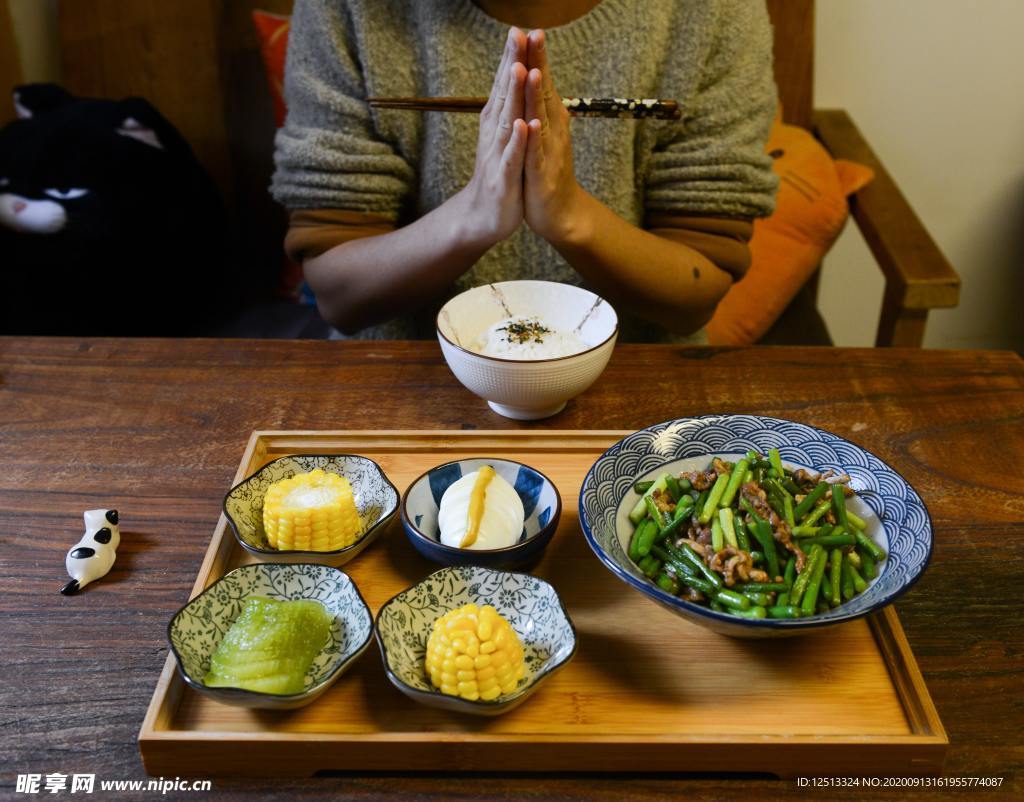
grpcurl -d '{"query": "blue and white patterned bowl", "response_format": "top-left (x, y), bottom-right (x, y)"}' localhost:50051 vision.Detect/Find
top-left (374, 566), bottom-right (577, 715)
top-left (401, 458), bottom-right (561, 570)
top-left (224, 454), bottom-right (399, 567)
top-left (167, 563), bottom-right (373, 709)
top-left (579, 415), bottom-right (933, 638)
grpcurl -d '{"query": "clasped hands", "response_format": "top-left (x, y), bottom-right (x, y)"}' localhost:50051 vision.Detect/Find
top-left (463, 27), bottom-right (585, 248)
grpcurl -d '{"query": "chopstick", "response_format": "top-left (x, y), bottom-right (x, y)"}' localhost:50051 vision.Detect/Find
top-left (368, 96), bottom-right (681, 120)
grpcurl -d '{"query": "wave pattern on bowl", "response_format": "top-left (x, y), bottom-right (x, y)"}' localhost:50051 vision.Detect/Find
top-left (580, 415), bottom-right (932, 627)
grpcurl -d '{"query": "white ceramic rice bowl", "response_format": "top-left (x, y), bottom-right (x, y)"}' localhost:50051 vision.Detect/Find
top-left (437, 281), bottom-right (618, 420)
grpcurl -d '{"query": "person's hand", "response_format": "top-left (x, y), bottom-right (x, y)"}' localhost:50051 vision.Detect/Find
top-left (523, 29), bottom-right (586, 244)
top-left (459, 27), bottom-right (529, 247)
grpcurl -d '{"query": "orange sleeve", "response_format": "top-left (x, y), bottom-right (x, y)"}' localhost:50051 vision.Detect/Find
top-left (284, 209), bottom-right (397, 264)
top-left (644, 213), bottom-right (754, 281)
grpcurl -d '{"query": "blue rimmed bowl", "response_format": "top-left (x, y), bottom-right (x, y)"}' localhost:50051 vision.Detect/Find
top-left (224, 454), bottom-right (399, 567)
top-left (401, 458), bottom-right (561, 570)
top-left (167, 563), bottom-right (373, 710)
top-left (579, 415), bottom-right (933, 638)
top-left (374, 566), bottom-right (577, 715)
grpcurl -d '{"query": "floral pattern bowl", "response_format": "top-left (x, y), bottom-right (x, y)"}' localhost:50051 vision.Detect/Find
top-left (167, 563), bottom-right (373, 710)
top-left (223, 454), bottom-right (399, 567)
top-left (401, 458), bottom-right (561, 570)
top-left (579, 415), bottom-right (933, 639)
top-left (374, 566), bottom-right (577, 716)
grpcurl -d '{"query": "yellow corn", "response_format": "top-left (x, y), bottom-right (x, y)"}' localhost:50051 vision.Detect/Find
top-left (425, 603), bottom-right (525, 701)
top-left (262, 468), bottom-right (361, 552)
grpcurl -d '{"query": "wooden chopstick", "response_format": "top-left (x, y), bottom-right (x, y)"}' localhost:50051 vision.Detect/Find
top-left (367, 96), bottom-right (681, 120)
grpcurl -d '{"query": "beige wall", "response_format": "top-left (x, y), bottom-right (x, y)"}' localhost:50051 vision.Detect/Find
top-left (815, 0), bottom-right (1024, 350)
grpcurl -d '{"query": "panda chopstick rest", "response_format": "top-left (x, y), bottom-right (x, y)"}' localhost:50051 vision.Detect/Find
top-left (61, 509), bottom-right (120, 595)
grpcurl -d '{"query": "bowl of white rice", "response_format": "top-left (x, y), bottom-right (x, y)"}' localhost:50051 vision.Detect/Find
top-left (436, 280), bottom-right (618, 420)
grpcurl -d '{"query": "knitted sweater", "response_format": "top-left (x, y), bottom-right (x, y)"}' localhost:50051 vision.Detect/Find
top-left (272, 0), bottom-right (779, 341)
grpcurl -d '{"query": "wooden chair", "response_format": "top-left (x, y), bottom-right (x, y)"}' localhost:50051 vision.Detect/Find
top-left (766, 0), bottom-right (959, 346)
top-left (0, 1), bottom-right (23, 126)
top-left (53, 0), bottom-right (959, 346)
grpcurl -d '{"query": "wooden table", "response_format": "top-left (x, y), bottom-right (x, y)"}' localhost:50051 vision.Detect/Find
top-left (2, 338), bottom-right (1021, 801)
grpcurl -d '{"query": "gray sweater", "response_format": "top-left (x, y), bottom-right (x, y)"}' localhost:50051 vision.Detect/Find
top-left (272, 0), bottom-right (778, 341)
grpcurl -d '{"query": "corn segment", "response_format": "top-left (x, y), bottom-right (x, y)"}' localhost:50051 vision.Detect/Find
top-left (263, 469), bottom-right (361, 552)
top-left (426, 603), bottom-right (525, 701)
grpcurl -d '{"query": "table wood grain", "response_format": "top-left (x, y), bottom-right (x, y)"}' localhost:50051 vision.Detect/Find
top-left (2, 338), bottom-right (1022, 801)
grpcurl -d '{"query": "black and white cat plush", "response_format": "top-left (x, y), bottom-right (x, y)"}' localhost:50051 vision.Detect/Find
top-left (0, 84), bottom-right (227, 335)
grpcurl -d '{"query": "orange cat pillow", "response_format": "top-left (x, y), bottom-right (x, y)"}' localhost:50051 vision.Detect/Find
top-left (707, 117), bottom-right (873, 346)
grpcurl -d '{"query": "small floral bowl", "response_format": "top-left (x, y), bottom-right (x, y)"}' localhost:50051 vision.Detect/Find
top-left (374, 566), bottom-right (577, 716)
top-left (401, 458), bottom-right (561, 570)
top-left (167, 563), bottom-right (373, 710)
top-left (223, 454), bottom-right (399, 567)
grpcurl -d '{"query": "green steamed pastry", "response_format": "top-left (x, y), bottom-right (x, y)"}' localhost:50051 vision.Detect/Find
top-left (204, 596), bottom-right (333, 695)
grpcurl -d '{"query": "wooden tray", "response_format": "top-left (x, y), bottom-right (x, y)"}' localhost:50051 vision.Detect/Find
top-left (139, 431), bottom-right (947, 778)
